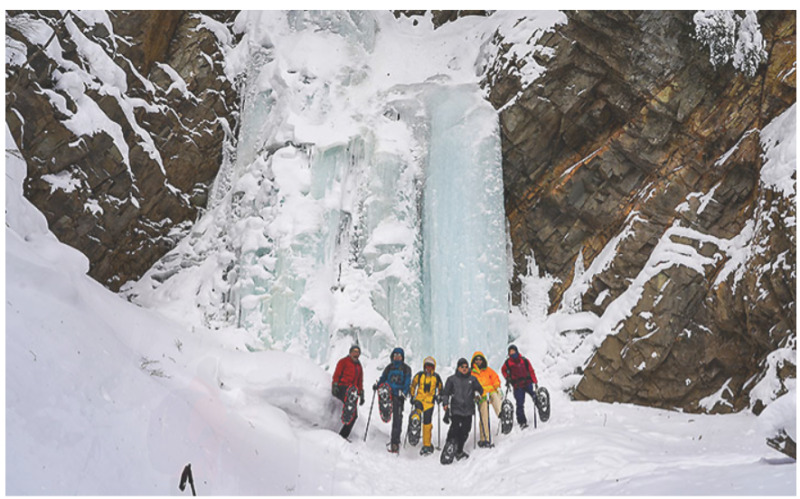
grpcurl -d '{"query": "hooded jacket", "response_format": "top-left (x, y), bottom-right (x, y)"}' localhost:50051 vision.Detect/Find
top-left (442, 364), bottom-right (484, 417)
top-left (470, 351), bottom-right (501, 396)
top-left (377, 347), bottom-right (412, 397)
top-left (501, 352), bottom-right (538, 389)
top-left (410, 357), bottom-right (443, 411)
top-left (332, 354), bottom-right (364, 398)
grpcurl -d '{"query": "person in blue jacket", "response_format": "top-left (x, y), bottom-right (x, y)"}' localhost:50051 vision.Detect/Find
top-left (374, 347), bottom-right (412, 453)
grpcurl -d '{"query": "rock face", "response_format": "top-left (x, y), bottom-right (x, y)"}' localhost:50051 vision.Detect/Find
top-left (6, 10), bottom-right (239, 290)
top-left (487, 11), bottom-right (795, 412)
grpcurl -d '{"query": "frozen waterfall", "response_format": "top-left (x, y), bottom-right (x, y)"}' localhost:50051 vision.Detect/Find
top-left (128, 11), bottom-right (511, 367)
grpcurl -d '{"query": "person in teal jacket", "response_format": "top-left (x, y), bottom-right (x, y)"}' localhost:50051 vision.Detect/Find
top-left (374, 347), bottom-right (412, 452)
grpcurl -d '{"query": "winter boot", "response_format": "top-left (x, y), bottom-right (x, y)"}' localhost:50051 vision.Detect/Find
top-left (420, 445), bottom-right (434, 456)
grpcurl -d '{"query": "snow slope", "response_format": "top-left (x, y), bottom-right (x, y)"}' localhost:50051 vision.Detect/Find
top-left (5, 125), bottom-right (795, 495)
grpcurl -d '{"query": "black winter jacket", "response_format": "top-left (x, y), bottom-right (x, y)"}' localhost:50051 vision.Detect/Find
top-left (442, 369), bottom-right (484, 417)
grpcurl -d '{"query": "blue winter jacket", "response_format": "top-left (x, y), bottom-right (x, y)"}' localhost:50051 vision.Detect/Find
top-left (377, 347), bottom-right (412, 397)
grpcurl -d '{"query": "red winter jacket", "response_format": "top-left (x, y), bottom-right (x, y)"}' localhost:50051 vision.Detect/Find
top-left (332, 356), bottom-right (364, 397)
top-left (501, 355), bottom-right (538, 389)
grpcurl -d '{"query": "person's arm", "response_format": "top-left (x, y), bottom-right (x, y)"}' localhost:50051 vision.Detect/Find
top-left (442, 378), bottom-right (453, 409)
top-left (403, 365), bottom-right (412, 397)
top-left (410, 373), bottom-right (420, 399)
top-left (489, 368), bottom-right (501, 392)
top-left (374, 365), bottom-right (389, 389)
top-left (473, 376), bottom-right (484, 396)
top-left (526, 358), bottom-right (538, 385)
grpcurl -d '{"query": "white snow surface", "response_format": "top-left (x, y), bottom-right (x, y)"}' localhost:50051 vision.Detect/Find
top-left (5, 122), bottom-right (796, 494)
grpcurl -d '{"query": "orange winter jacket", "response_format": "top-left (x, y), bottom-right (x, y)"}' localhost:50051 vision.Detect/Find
top-left (470, 351), bottom-right (501, 396)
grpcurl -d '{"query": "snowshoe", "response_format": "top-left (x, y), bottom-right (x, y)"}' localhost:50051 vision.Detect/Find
top-left (341, 385), bottom-right (359, 425)
top-left (440, 439), bottom-right (456, 465)
top-left (420, 445), bottom-right (434, 456)
top-left (455, 451), bottom-right (469, 461)
top-left (377, 383), bottom-right (392, 423)
top-left (407, 409), bottom-right (422, 446)
top-left (477, 440), bottom-right (494, 449)
top-left (500, 398), bottom-right (514, 434)
top-left (535, 386), bottom-right (551, 423)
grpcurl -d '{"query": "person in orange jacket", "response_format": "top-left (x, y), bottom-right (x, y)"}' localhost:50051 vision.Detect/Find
top-left (471, 351), bottom-right (502, 447)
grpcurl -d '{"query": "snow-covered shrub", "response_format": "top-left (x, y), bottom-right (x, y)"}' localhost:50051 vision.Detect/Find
top-left (693, 10), bottom-right (767, 78)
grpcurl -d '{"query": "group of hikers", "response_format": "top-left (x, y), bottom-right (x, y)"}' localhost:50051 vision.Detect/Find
top-left (331, 343), bottom-right (540, 463)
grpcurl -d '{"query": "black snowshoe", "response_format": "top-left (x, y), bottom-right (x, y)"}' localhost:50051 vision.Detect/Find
top-left (440, 439), bottom-right (457, 465)
top-left (535, 386), bottom-right (550, 423)
top-left (407, 408), bottom-right (422, 446)
top-left (377, 383), bottom-right (393, 423)
top-left (500, 398), bottom-right (514, 434)
top-left (341, 385), bottom-right (359, 425)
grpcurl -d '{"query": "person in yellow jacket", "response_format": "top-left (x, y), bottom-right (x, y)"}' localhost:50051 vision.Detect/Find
top-left (471, 351), bottom-right (502, 448)
top-left (409, 356), bottom-right (444, 456)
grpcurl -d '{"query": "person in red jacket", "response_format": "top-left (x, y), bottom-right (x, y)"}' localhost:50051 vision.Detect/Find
top-left (501, 344), bottom-right (538, 428)
top-left (332, 345), bottom-right (365, 439)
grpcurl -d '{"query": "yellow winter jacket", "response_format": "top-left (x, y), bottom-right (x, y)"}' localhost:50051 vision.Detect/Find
top-left (471, 351), bottom-right (501, 398)
top-left (410, 357), bottom-right (443, 411)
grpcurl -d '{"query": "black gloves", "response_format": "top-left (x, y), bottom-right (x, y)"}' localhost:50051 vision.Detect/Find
top-left (443, 408), bottom-right (451, 424)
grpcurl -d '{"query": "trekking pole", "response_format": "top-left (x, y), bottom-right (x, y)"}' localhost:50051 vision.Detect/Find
top-left (486, 397), bottom-right (492, 447)
top-left (473, 401), bottom-right (478, 449)
top-left (532, 389), bottom-right (538, 429)
top-left (436, 401), bottom-right (441, 450)
top-left (363, 388), bottom-right (377, 442)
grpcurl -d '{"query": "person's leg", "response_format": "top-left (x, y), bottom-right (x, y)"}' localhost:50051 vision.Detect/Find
top-left (456, 415), bottom-right (472, 456)
top-left (422, 407), bottom-right (434, 448)
top-left (478, 399), bottom-right (490, 442)
top-left (391, 397), bottom-right (404, 445)
top-left (489, 390), bottom-right (503, 417)
top-left (340, 412), bottom-right (357, 438)
top-left (513, 386), bottom-right (527, 425)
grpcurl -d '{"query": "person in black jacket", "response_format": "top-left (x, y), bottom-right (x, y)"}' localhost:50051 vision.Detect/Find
top-left (441, 358), bottom-right (484, 461)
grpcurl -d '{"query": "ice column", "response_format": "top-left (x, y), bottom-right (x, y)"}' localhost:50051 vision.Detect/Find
top-left (422, 84), bottom-right (510, 365)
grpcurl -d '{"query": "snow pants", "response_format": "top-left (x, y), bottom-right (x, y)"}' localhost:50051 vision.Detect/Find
top-left (391, 397), bottom-right (404, 445)
top-left (422, 407), bottom-right (434, 447)
top-left (513, 383), bottom-right (537, 425)
top-left (334, 387), bottom-right (357, 438)
top-left (478, 390), bottom-right (503, 443)
top-left (446, 414), bottom-right (472, 453)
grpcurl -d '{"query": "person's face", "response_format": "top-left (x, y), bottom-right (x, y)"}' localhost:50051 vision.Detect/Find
top-left (474, 357), bottom-right (484, 367)
top-left (425, 364), bottom-right (434, 373)
top-left (458, 364), bottom-right (469, 373)
top-left (350, 349), bottom-right (360, 361)
top-left (393, 353), bottom-right (402, 361)
top-left (508, 349), bottom-right (517, 357)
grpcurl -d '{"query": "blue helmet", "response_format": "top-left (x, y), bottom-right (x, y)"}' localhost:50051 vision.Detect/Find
top-left (390, 347), bottom-right (405, 362)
